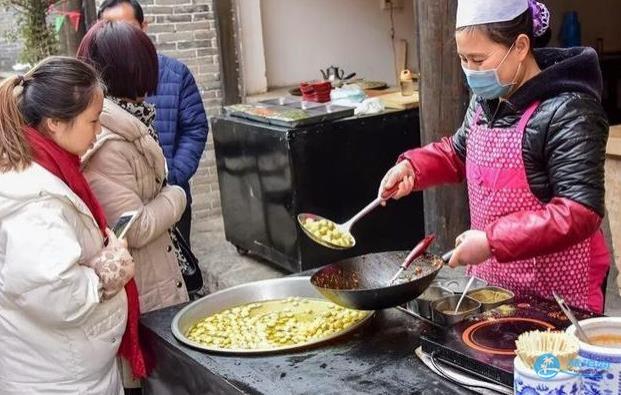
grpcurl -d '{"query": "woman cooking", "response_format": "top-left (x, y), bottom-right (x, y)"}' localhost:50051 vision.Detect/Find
top-left (380, 0), bottom-right (610, 313)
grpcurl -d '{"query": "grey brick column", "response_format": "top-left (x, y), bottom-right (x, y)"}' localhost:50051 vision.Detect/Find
top-left (140, 0), bottom-right (224, 246)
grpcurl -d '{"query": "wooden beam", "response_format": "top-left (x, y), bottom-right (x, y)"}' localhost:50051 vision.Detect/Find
top-left (214, 0), bottom-right (242, 105)
top-left (416, 0), bottom-right (470, 252)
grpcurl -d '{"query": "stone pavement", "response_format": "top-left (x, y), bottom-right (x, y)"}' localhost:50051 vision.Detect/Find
top-left (191, 216), bottom-right (286, 293)
top-left (194, 216), bottom-right (621, 316)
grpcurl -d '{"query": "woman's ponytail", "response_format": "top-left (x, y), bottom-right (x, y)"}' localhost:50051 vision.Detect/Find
top-left (0, 75), bottom-right (30, 171)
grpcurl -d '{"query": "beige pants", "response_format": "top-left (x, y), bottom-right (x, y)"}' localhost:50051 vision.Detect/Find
top-left (119, 357), bottom-right (142, 389)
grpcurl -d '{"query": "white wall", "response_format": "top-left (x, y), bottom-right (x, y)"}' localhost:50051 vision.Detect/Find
top-left (258, 0), bottom-right (418, 89)
top-left (239, 0), bottom-right (269, 95)
top-left (240, 1), bottom-right (621, 93)
top-left (546, 0), bottom-right (621, 51)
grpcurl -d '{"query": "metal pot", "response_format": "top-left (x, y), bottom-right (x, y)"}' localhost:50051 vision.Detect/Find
top-left (438, 276), bottom-right (487, 294)
top-left (409, 285), bottom-right (454, 319)
top-left (431, 294), bottom-right (481, 325)
top-left (466, 286), bottom-right (515, 311)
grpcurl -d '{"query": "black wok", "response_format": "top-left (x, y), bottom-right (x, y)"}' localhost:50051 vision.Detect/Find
top-left (311, 250), bottom-right (453, 310)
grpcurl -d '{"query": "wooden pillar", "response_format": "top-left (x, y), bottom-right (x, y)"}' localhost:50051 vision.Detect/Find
top-left (57, 0), bottom-right (87, 56)
top-left (83, 0), bottom-right (98, 29)
top-left (416, 0), bottom-right (470, 252)
top-left (214, 0), bottom-right (242, 105)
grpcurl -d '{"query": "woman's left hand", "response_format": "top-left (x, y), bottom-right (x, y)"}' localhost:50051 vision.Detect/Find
top-left (447, 230), bottom-right (492, 268)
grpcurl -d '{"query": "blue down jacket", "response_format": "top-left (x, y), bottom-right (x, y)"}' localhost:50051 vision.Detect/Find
top-left (147, 54), bottom-right (208, 203)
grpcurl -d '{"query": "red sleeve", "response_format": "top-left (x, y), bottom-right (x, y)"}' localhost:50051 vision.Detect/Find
top-left (398, 137), bottom-right (466, 190)
top-left (485, 197), bottom-right (602, 263)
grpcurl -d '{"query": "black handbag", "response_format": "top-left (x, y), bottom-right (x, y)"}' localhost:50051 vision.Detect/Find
top-left (171, 227), bottom-right (203, 294)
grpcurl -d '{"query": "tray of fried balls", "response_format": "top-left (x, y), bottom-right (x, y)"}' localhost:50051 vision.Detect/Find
top-left (171, 276), bottom-right (373, 354)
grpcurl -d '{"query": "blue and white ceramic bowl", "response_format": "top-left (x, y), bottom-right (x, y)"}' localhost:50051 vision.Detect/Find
top-left (514, 356), bottom-right (582, 395)
top-left (566, 317), bottom-right (621, 395)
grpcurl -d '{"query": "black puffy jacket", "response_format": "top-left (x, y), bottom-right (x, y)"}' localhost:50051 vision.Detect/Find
top-left (452, 47), bottom-right (609, 216)
top-left (401, 46), bottom-right (610, 264)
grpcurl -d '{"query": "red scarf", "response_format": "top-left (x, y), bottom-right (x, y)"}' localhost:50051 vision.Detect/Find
top-left (24, 126), bottom-right (149, 378)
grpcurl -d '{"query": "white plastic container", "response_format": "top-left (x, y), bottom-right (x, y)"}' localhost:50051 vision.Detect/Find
top-left (566, 317), bottom-right (621, 395)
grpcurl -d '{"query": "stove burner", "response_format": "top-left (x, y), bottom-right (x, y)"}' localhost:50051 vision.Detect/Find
top-left (462, 318), bottom-right (555, 356)
top-left (420, 297), bottom-right (597, 388)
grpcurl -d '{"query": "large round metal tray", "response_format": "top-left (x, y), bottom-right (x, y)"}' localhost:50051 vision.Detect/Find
top-left (171, 276), bottom-right (374, 354)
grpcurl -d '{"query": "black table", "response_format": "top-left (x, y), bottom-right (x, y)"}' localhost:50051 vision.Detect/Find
top-left (212, 109), bottom-right (425, 273)
top-left (141, 304), bottom-right (473, 395)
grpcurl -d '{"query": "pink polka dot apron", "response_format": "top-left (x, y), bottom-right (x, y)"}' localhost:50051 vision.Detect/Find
top-left (465, 101), bottom-right (607, 312)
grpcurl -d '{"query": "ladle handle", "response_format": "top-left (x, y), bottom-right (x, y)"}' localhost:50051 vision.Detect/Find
top-left (380, 184), bottom-right (400, 200)
top-left (342, 185), bottom-right (399, 230)
top-left (342, 197), bottom-right (382, 229)
top-left (552, 291), bottom-right (591, 343)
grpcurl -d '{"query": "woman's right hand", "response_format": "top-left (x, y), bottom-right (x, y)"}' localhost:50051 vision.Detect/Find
top-left (92, 229), bottom-right (135, 300)
top-left (379, 160), bottom-right (416, 205)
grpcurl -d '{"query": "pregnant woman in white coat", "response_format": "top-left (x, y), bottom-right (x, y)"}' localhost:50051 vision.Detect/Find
top-left (0, 56), bottom-right (136, 394)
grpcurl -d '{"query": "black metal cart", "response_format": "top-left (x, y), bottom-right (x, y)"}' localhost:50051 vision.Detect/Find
top-left (212, 108), bottom-right (425, 272)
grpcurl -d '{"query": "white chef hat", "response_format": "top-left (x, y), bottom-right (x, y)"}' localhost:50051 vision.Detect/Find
top-left (456, 0), bottom-right (529, 29)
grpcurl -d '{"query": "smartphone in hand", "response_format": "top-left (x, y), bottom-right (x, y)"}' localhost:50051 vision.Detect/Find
top-left (112, 210), bottom-right (139, 239)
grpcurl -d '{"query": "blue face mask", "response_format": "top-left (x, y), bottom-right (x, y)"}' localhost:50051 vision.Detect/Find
top-left (462, 44), bottom-right (520, 99)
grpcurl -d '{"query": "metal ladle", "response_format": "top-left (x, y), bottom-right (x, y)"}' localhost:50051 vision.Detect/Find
top-left (552, 291), bottom-right (591, 344)
top-left (453, 276), bottom-right (475, 314)
top-left (297, 186), bottom-right (398, 250)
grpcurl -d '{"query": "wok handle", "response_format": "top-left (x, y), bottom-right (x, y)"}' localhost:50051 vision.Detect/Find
top-left (441, 249), bottom-right (454, 263)
top-left (400, 234), bottom-right (435, 270)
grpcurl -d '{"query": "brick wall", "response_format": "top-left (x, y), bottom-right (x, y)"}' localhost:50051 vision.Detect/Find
top-left (0, 9), bottom-right (22, 71)
top-left (0, 0), bottom-right (225, 245)
top-left (139, 0), bottom-right (224, 242)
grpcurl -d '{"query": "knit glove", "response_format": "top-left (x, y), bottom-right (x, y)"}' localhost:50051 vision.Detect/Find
top-left (88, 229), bottom-right (135, 300)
